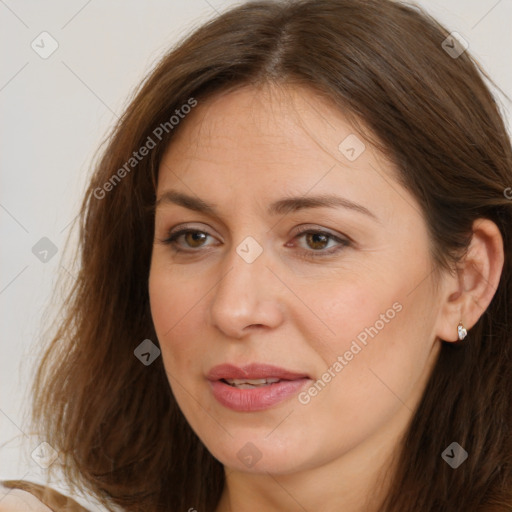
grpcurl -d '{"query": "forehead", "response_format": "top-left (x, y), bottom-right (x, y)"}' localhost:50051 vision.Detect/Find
top-left (160, 84), bottom-right (381, 175)
top-left (155, 84), bottom-right (410, 224)
top-left (171, 84), bottom-right (357, 148)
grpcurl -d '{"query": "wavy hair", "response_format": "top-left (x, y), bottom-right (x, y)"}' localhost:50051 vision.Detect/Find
top-left (32, 0), bottom-right (512, 510)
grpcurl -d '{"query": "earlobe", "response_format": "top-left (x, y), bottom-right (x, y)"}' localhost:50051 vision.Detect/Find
top-left (457, 322), bottom-right (467, 341)
top-left (435, 218), bottom-right (504, 343)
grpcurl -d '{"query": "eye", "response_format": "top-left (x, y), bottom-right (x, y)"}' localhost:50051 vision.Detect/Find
top-left (158, 224), bottom-right (351, 259)
top-left (161, 227), bottom-right (217, 251)
top-left (289, 226), bottom-right (351, 259)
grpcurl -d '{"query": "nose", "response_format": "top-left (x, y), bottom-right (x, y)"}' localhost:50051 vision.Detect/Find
top-left (208, 240), bottom-right (285, 339)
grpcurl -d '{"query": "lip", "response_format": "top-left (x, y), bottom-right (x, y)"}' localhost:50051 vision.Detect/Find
top-left (207, 363), bottom-right (311, 412)
top-left (206, 363), bottom-right (310, 381)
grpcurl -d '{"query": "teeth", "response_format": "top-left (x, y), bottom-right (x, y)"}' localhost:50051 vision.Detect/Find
top-left (224, 377), bottom-right (281, 388)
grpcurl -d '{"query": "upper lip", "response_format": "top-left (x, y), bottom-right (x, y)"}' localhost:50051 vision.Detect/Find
top-left (207, 363), bottom-right (310, 381)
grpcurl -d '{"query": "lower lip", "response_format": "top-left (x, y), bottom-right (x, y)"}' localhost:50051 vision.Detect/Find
top-left (209, 378), bottom-right (311, 412)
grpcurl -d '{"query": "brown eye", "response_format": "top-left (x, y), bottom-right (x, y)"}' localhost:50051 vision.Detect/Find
top-left (182, 231), bottom-right (208, 248)
top-left (163, 229), bottom-right (214, 250)
top-left (291, 228), bottom-right (351, 259)
top-left (305, 232), bottom-right (329, 250)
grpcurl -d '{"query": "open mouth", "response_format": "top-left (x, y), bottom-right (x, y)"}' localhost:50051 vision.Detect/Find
top-left (221, 377), bottom-right (282, 389)
top-left (210, 377), bottom-right (311, 411)
top-left (207, 363), bottom-right (311, 411)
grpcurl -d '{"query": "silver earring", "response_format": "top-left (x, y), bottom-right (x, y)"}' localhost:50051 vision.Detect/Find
top-left (457, 322), bottom-right (467, 341)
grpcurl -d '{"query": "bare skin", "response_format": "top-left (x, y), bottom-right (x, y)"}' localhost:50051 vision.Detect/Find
top-left (148, 83), bottom-right (504, 512)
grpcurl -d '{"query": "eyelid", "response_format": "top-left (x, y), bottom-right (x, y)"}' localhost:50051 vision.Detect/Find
top-left (167, 222), bottom-right (218, 238)
top-left (164, 223), bottom-right (350, 241)
top-left (158, 224), bottom-right (220, 251)
top-left (160, 222), bottom-right (352, 260)
top-left (289, 225), bottom-right (351, 256)
top-left (292, 224), bottom-right (352, 241)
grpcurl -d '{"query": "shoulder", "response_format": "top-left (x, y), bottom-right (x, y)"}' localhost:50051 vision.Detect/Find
top-left (0, 482), bottom-right (52, 512)
top-left (0, 481), bottom-right (91, 512)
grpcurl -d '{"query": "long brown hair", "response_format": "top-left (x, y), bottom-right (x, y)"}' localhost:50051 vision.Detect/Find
top-left (32, 0), bottom-right (512, 510)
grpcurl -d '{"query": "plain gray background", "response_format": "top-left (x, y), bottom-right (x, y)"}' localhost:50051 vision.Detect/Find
top-left (1, 0), bottom-right (511, 509)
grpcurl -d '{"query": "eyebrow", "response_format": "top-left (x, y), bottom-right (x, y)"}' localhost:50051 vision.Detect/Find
top-left (155, 190), bottom-right (378, 220)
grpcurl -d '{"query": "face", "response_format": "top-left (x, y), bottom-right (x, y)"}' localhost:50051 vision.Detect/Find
top-left (149, 84), bottom-right (443, 476)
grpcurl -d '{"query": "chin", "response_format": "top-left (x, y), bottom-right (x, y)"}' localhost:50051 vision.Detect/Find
top-left (203, 431), bottom-right (320, 475)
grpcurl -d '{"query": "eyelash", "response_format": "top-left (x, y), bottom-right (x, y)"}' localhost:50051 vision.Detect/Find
top-left (160, 225), bottom-right (351, 260)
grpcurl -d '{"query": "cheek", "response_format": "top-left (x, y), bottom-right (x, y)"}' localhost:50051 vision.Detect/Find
top-left (148, 266), bottom-right (203, 373)
top-left (304, 258), bottom-right (436, 407)
top-left (318, 286), bottom-right (436, 423)
top-left (302, 271), bottom-right (402, 362)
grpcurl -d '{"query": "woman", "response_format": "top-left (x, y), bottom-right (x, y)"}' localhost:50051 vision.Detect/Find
top-left (2, 0), bottom-right (511, 510)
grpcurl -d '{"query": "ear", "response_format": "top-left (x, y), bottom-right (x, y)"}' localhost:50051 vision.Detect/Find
top-left (435, 218), bottom-right (504, 342)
